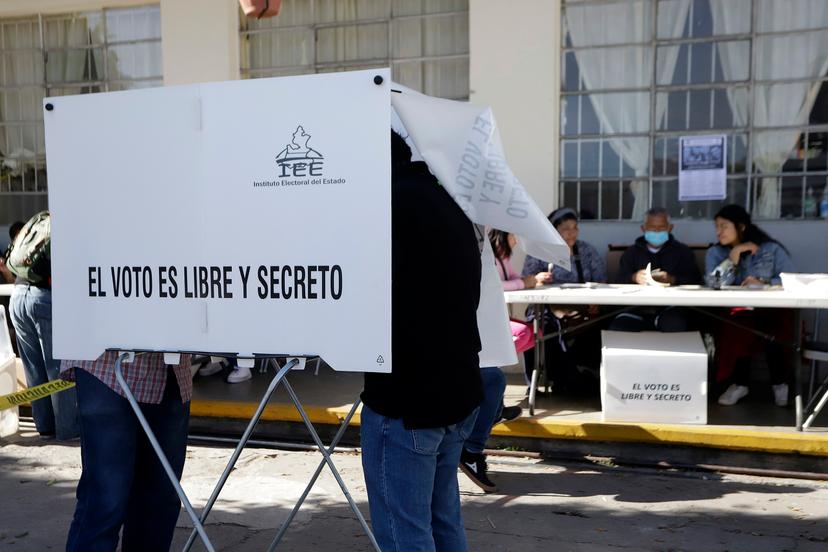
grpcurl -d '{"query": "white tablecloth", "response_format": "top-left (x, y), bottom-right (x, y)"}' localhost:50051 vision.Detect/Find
top-left (505, 283), bottom-right (828, 309)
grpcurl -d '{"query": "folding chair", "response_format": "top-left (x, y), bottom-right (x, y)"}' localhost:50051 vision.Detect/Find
top-left (802, 311), bottom-right (828, 430)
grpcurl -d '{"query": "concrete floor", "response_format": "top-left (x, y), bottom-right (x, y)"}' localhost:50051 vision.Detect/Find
top-left (190, 361), bottom-right (828, 430)
top-left (1, 426), bottom-right (827, 551)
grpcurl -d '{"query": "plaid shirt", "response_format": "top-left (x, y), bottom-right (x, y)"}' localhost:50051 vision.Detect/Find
top-left (61, 351), bottom-right (193, 404)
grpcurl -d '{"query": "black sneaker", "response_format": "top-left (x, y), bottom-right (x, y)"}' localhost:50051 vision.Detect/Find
top-left (498, 405), bottom-right (522, 423)
top-left (459, 449), bottom-right (497, 493)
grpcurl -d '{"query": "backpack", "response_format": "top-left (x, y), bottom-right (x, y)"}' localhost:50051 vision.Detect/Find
top-left (7, 211), bottom-right (51, 285)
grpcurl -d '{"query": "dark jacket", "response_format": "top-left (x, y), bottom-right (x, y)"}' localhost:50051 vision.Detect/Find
top-left (615, 235), bottom-right (701, 285)
top-left (361, 161), bottom-right (483, 429)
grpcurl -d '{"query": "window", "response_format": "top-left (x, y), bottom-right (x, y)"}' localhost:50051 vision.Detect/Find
top-left (240, 0), bottom-right (469, 100)
top-left (561, 0), bottom-right (828, 220)
top-left (0, 5), bottom-right (162, 197)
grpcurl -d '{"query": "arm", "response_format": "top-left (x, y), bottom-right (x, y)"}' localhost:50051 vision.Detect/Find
top-left (585, 243), bottom-right (607, 283)
top-left (500, 257), bottom-right (526, 291)
top-left (745, 243), bottom-right (794, 285)
top-left (521, 255), bottom-right (546, 277)
top-left (705, 246), bottom-right (725, 275)
top-left (674, 246), bottom-right (702, 285)
top-left (0, 258), bottom-right (13, 284)
top-left (615, 249), bottom-right (637, 284)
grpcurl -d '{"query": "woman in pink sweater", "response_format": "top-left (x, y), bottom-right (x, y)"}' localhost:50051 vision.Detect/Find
top-left (489, 230), bottom-right (548, 290)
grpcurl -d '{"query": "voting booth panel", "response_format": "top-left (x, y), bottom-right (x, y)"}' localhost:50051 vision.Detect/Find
top-left (0, 305), bottom-right (18, 437)
top-left (44, 70), bottom-right (391, 372)
top-left (601, 331), bottom-right (708, 424)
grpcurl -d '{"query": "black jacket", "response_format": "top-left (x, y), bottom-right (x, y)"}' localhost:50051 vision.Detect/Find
top-left (361, 161), bottom-right (483, 429)
top-left (615, 235), bottom-right (701, 285)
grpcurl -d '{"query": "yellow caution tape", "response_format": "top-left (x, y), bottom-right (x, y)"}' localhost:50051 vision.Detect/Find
top-left (0, 380), bottom-right (75, 411)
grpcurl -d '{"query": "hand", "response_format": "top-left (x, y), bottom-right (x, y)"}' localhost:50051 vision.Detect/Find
top-left (533, 271), bottom-right (553, 286)
top-left (633, 269), bottom-right (648, 285)
top-left (651, 270), bottom-right (675, 285)
top-left (0, 258), bottom-right (13, 284)
top-left (522, 274), bottom-right (539, 289)
top-left (741, 276), bottom-right (765, 287)
top-left (729, 242), bottom-right (759, 265)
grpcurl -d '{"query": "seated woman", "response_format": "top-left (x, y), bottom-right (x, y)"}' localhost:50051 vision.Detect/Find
top-left (706, 204), bottom-right (796, 407)
top-left (520, 208), bottom-right (607, 393)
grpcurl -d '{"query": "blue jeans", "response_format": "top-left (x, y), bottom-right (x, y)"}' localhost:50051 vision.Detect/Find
top-left (361, 405), bottom-right (478, 552)
top-left (464, 367), bottom-right (505, 454)
top-left (10, 284), bottom-right (79, 440)
top-left (66, 368), bottom-right (190, 552)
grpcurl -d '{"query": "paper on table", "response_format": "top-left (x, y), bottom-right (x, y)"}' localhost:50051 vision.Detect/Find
top-left (643, 263), bottom-right (670, 287)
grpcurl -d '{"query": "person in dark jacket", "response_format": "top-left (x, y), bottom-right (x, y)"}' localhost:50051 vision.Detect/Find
top-left (360, 131), bottom-right (483, 551)
top-left (610, 207), bottom-right (701, 332)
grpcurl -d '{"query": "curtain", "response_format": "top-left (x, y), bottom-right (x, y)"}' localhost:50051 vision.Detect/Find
top-left (0, 19), bottom-right (44, 180)
top-left (246, 0), bottom-right (468, 99)
top-left (712, 0), bottom-right (828, 218)
top-left (43, 15), bottom-right (93, 86)
top-left (564, 0), bottom-right (690, 220)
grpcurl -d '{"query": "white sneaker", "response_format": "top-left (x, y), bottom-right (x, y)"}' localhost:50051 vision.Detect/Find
top-left (198, 361), bottom-right (224, 377)
top-left (718, 384), bottom-right (749, 406)
top-left (772, 383), bottom-right (789, 407)
top-left (226, 366), bottom-right (252, 384)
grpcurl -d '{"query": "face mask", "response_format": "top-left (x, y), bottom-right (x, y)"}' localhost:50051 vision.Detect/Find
top-left (644, 230), bottom-right (669, 247)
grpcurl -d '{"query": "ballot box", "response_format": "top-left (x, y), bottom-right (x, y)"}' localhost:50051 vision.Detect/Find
top-left (600, 330), bottom-right (708, 424)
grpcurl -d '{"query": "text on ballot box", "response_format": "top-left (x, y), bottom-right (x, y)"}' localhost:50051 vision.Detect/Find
top-left (600, 331), bottom-right (708, 424)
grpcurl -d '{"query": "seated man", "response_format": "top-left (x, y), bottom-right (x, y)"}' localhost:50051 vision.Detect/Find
top-left (610, 207), bottom-right (701, 332)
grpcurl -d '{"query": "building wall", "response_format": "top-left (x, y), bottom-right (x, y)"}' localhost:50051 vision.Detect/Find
top-left (0, 0), bottom-right (147, 17)
top-left (6, 0), bottom-right (828, 281)
top-left (161, 0), bottom-right (239, 85)
top-left (469, 0), bottom-right (561, 218)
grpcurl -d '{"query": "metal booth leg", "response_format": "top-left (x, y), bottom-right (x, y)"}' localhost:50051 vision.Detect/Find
top-left (529, 303), bottom-right (542, 416)
top-left (794, 309), bottom-right (804, 430)
top-left (267, 375), bottom-right (381, 552)
top-left (267, 394), bottom-right (363, 551)
top-left (113, 353), bottom-right (215, 552)
top-left (182, 358), bottom-right (299, 551)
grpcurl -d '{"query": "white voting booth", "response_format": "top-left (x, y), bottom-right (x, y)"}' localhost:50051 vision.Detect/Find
top-left (46, 70), bottom-right (391, 552)
top-left (601, 331), bottom-right (708, 424)
top-left (0, 306), bottom-right (18, 438)
top-left (45, 69), bottom-right (568, 551)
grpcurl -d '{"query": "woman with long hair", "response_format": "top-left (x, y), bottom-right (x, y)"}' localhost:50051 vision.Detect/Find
top-left (489, 229), bottom-right (543, 290)
top-left (706, 204), bottom-right (796, 407)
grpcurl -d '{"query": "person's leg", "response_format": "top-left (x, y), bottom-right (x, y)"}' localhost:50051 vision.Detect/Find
top-left (122, 370), bottom-right (190, 551)
top-left (361, 405), bottom-right (438, 552)
top-left (654, 307), bottom-right (689, 332)
top-left (463, 367), bottom-right (504, 455)
top-left (758, 309), bottom-right (794, 406)
top-left (714, 309), bottom-right (758, 383)
top-left (66, 369), bottom-right (138, 552)
top-left (226, 357), bottom-right (251, 383)
top-left (432, 410), bottom-right (477, 552)
top-left (9, 286), bottom-right (55, 436)
top-left (608, 311), bottom-right (645, 332)
top-left (732, 357), bottom-right (752, 386)
top-left (522, 348), bottom-right (534, 387)
top-left (754, 309), bottom-right (793, 386)
top-left (29, 287), bottom-right (78, 440)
